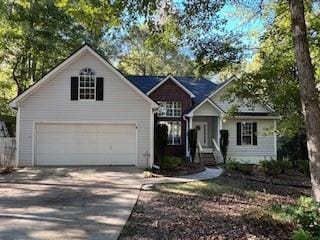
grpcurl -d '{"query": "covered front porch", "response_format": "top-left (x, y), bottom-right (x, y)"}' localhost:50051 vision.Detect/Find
top-left (191, 116), bottom-right (220, 151)
top-left (187, 99), bottom-right (224, 163)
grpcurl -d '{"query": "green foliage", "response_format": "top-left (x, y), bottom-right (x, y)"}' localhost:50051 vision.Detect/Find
top-left (295, 160), bottom-right (310, 176)
top-left (188, 129), bottom-right (197, 163)
top-left (219, 129), bottom-right (229, 163)
top-left (155, 124), bottom-right (168, 161)
top-left (278, 132), bottom-right (308, 163)
top-left (0, 115), bottom-right (16, 137)
top-left (118, 24), bottom-right (196, 76)
top-left (293, 229), bottom-right (313, 240)
top-left (286, 196), bottom-right (320, 238)
top-left (223, 1), bottom-right (320, 137)
top-left (260, 159), bottom-right (292, 176)
top-left (160, 156), bottom-right (183, 170)
top-left (225, 160), bottom-right (253, 175)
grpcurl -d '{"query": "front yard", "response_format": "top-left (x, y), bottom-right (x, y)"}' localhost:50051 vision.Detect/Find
top-left (120, 171), bottom-right (311, 240)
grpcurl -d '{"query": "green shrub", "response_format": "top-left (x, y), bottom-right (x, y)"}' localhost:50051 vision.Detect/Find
top-left (219, 129), bottom-right (229, 164)
top-left (155, 124), bottom-right (168, 161)
top-left (188, 129), bottom-right (197, 162)
top-left (160, 156), bottom-right (183, 170)
top-left (225, 160), bottom-right (253, 175)
top-left (293, 229), bottom-right (313, 240)
top-left (295, 160), bottom-right (310, 176)
top-left (261, 159), bottom-right (292, 176)
top-left (237, 164), bottom-right (253, 175)
top-left (225, 160), bottom-right (241, 171)
top-left (287, 196), bottom-right (320, 238)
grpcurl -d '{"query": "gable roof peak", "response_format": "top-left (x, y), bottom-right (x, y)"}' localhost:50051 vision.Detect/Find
top-left (10, 44), bottom-right (158, 108)
top-left (146, 74), bottom-right (196, 98)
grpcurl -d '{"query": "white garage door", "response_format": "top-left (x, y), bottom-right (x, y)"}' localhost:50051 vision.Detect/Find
top-left (35, 123), bottom-right (137, 166)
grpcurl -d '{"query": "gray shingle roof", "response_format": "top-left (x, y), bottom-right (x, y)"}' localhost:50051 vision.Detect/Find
top-left (127, 75), bottom-right (219, 105)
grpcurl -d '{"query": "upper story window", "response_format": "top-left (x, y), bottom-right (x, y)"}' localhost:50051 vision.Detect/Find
top-left (79, 68), bottom-right (96, 100)
top-left (158, 101), bottom-right (182, 117)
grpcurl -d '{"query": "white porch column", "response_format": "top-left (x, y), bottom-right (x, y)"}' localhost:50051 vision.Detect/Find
top-left (217, 116), bottom-right (223, 143)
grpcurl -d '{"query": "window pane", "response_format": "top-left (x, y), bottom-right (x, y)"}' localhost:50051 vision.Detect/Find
top-left (242, 136), bottom-right (251, 145)
top-left (174, 109), bottom-right (181, 117)
top-left (173, 136), bottom-right (180, 144)
top-left (79, 68), bottom-right (96, 99)
top-left (241, 122), bottom-right (253, 145)
top-left (159, 121), bottom-right (181, 145)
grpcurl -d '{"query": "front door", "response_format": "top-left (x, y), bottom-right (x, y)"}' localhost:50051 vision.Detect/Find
top-left (194, 122), bottom-right (208, 147)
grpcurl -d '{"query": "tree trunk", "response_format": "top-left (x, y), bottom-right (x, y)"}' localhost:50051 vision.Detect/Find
top-left (289, 0), bottom-right (320, 201)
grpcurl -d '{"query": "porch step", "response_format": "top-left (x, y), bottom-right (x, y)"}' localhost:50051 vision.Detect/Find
top-left (199, 152), bottom-right (216, 166)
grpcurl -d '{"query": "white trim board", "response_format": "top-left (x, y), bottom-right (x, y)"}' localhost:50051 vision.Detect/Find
top-left (186, 98), bottom-right (225, 117)
top-left (10, 44), bottom-right (158, 108)
top-left (147, 74), bottom-right (196, 98)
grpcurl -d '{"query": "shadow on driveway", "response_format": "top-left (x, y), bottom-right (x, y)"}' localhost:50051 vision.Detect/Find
top-left (0, 167), bottom-right (143, 240)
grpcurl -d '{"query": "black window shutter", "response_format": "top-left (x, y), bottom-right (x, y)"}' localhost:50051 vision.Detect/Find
top-left (253, 122), bottom-right (258, 145)
top-left (71, 76), bottom-right (78, 100)
top-left (236, 122), bottom-right (242, 145)
top-left (96, 77), bottom-right (104, 101)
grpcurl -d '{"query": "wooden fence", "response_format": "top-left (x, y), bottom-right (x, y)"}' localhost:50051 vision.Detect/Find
top-left (0, 137), bottom-right (16, 168)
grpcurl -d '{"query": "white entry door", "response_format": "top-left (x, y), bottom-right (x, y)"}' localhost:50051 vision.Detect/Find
top-left (35, 123), bottom-right (137, 166)
top-left (194, 122), bottom-right (208, 147)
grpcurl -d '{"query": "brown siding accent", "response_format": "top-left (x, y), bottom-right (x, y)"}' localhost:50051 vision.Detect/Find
top-left (150, 79), bottom-right (193, 158)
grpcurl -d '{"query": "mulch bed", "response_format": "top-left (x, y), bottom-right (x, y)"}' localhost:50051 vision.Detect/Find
top-left (0, 167), bottom-right (16, 175)
top-left (120, 172), bottom-right (311, 240)
top-left (229, 168), bottom-right (311, 188)
top-left (151, 163), bottom-right (206, 177)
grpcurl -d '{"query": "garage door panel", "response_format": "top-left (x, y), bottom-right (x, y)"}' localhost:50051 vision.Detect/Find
top-left (37, 153), bottom-right (136, 166)
top-left (37, 133), bottom-right (136, 145)
top-left (35, 123), bottom-right (137, 165)
top-left (37, 143), bottom-right (136, 154)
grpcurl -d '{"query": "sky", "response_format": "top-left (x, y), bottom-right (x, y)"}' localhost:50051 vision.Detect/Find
top-left (218, 4), bottom-right (266, 60)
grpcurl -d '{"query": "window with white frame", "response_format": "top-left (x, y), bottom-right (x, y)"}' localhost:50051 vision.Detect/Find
top-left (158, 101), bottom-right (181, 117)
top-left (241, 122), bottom-right (253, 145)
top-left (159, 121), bottom-right (182, 145)
top-left (79, 68), bottom-right (96, 100)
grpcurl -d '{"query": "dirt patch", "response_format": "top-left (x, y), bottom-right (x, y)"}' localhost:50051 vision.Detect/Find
top-left (120, 173), bottom-right (311, 240)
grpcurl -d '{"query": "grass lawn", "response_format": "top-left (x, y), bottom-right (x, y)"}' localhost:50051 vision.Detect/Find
top-left (120, 172), bottom-right (311, 240)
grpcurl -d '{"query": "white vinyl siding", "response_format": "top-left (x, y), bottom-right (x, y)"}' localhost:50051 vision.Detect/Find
top-left (193, 101), bottom-right (221, 116)
top-left (18, 49), bottom-right (152, 167)
top-left (222, 119), bottom-right (276, 163)
top-left (210, 83), bottom-right (271, 113)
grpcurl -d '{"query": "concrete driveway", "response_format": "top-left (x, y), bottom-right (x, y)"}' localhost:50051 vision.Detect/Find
top-left (0, 167), bottom-right (143, 240)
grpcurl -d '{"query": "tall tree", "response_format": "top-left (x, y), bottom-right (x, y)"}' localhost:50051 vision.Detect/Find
top-left (118, 24), bottom-right (196, 76)
top-left (0, 0), bottom-right (117, 95)
top-left (289, 0), bottom-right (320, 201)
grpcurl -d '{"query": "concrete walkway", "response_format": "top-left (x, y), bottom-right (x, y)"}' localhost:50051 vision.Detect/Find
top-left (142, 167), bottom-right (223, 189)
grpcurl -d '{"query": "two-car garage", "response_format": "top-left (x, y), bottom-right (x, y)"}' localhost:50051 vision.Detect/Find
top-left (34, 123), bottom-right (137, 166)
